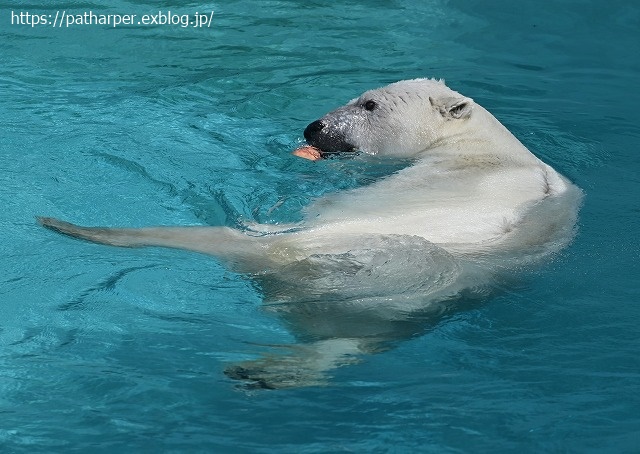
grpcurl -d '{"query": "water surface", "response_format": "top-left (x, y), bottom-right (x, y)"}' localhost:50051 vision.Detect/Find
top-left (1, 0), bottom-right (639, 452)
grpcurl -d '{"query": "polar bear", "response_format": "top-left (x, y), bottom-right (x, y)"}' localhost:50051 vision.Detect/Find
top-left (38, 78), bottom-right (582, 389)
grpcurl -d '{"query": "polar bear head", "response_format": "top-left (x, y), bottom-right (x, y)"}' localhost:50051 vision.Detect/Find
top-left (303, 78), bottom-right (474, 158)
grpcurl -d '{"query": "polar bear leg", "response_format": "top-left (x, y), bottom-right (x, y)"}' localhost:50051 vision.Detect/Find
top-left (37, 216), bottom-right (268, 270)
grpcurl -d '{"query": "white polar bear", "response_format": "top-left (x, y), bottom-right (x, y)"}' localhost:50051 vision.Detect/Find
top-left (39, 78), bottom-right (582, 389)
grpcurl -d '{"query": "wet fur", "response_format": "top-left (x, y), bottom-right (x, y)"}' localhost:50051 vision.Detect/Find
top-left (38, 79), bottom-right (582, 389)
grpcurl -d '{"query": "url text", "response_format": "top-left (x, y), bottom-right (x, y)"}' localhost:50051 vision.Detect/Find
top-left (10, 10), bottom-right (215, 28)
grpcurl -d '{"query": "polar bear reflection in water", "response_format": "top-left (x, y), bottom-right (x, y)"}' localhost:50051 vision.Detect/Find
top-left (39, 79), bottom-right (582, 389)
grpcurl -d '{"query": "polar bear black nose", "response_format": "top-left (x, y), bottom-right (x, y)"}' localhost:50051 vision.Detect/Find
top-left (304, 120), bottom-right (325, 141)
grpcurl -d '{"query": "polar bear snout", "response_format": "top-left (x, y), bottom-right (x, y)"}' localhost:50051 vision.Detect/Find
top-left (304, 120), bottom-right (325, 139)
top-left (304, 119), bottom-right (325, 140)
top-left (304, 118), bottom-right (357, 154)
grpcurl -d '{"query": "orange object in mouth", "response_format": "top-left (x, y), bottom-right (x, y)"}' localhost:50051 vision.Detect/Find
top-left (292, 145), bottom-right (323, 161)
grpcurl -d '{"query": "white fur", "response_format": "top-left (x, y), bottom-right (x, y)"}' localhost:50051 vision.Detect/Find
top-left (39, 79), bottom-right (582, 388)
top-left (270, 78), bottom-right (577, 256)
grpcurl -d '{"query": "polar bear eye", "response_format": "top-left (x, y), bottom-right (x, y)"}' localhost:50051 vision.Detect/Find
top-left (363, 100), bottom-right (377, 111)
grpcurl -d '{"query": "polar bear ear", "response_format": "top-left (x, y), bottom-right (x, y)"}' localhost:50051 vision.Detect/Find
top-left (429, 96), bottom-right (473, 120)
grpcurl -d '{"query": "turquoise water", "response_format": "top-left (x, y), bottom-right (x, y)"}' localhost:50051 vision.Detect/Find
top-left (1, 0), bottom-right (639, 452)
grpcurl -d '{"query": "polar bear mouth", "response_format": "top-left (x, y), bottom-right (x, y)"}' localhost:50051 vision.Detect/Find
top-left (304, 136), bottom-right (357, 157)
top-left (298, 141), bottom-right (357, 160)
top-left (292, 144), bottom-right (357, 161)
top-left (313, 146), bottom-right (357, 157)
